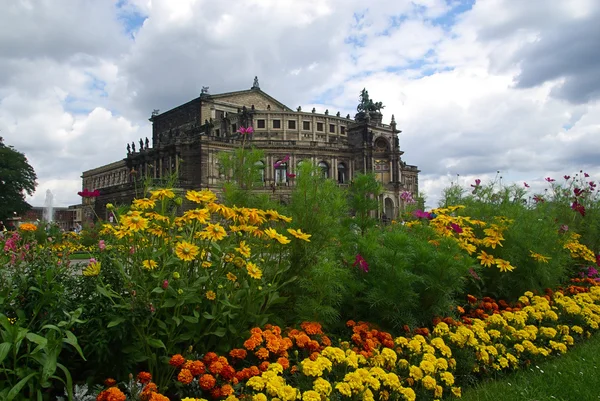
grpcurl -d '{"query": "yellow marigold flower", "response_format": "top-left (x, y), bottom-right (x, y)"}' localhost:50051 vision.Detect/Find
top-left (252, 394), bottom-right (267, 401)
top-left (287, 228), bottom-right (311, 242)
top-left (175, 241), bottom-right (200, 261)
top-left (201, 261), bottom-right (212, 269)
top-left (335, 382), bottom-right (352, 397)
top-left (83, 261), bottom-right (101, 277)
top-left (451, 387), bottom-right (461, 398)
top-left (199, 223), bottom-right (228, 241)
top-left (19, 223), bottom-right (37, 232)
top-left (409, 365), bottom-right (423, 381)
top-left (206, 290), bottom-right (216, 300)
top-left (226, 272), bottom-right (237, 282)
top-left (495, 258), bottom-right (515, 272)
top-left (477, 251), bottom-right (495, 268)
top-left (434, 385), bottom-right (443, 398)
top-left (142, 259), bottom-right (158, 270)
top-left (530, 251), bottom-right (551, 263)
top-left (246, 262), bottom-right (263, 280)
top-left (422, 375), bottom-right (437, 390)
top-left (419, 360), bottom-right (435, 375)
top-left (302, 390), bottom-right (321, 401)
top-left (440, 371), bottom-right (454, 386)
top-left (236, 241), bottom-right (251, 258)
top-left (186, 189), bottom-right (217, 204)
top-left (133, 198), bottom-right (156, 210)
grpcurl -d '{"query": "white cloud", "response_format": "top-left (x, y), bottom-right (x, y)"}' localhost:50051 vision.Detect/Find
top-left (0, 0), bottom-right (599, 211)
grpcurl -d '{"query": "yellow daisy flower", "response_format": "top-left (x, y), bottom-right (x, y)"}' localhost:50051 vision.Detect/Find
top-left (175, 241), bottom-right (200, 261)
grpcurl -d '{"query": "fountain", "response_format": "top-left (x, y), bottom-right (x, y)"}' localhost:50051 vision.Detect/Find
top-left (43, 189), bottom-right (54, 223)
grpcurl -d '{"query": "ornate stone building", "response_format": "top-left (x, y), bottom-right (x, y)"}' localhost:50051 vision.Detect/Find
top-left (81, 78), bottom-right (419, 221)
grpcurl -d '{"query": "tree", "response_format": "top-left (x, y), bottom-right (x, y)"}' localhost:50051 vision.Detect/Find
top-left (0, 137), bottom-right (37, 222)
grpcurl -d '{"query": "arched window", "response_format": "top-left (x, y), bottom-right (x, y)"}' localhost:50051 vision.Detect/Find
top-left (275, 161), bottom-right (288, 184)
top-left (337, 162), bottom-right (347, 184)
top-left (296, 160), bottom-right (306, 178)
top-left (254, 161), bottom-right (265, 183)
top-left (318, 161), bottom-right (329, 178)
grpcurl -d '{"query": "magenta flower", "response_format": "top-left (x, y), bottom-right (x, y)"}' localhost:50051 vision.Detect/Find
top-left (471, 179), bottom-right (481, 188)
top-left (286, 173), bottom-right (296, 178)
top-left (584, 172), bottom-right (590, 178)
top-left (450, 223), bottom-right (463, 234)
top-left (545, 177), bottom-right (555, 182)
top-left (162, 280), bottom-right (169, 289)
top-left (413, 210), bottom-right (430, 219)
top-left (564, 175), bottom-right (571, 180)
top-left (353, 254), bottom-right (369, 273)
top-left (587, 266), bottom-right (598, 277)
top-left (78, 188), bottom-right (100, 198)
top-left (237, 126), bottom-right (254, 135)
top-left (571, 200), bottom-right (586, 217)
top-left (98, 240), bottom-right (106, 251)
top-left (524, 182), bottom-right (530, 188)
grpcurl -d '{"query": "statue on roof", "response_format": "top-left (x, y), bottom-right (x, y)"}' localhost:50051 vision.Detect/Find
top-left (357, 88), bottom-right (385, 114)
top-left (251, 76), bottom-right (260, 90)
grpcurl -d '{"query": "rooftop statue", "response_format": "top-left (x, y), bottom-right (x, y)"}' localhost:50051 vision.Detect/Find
top-left (357, 88), bottom-right (385, 114)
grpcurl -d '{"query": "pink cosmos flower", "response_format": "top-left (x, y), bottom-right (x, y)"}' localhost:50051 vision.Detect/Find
top-left (524, 182), bottom-right (530, 188)
top-left (99, 240), bottom-right (106, 250)
top-left (353, 254), bottom-right (369, 273)
top-left (545, 177), bottom-right (555, 182)
top-left (237, 126), bottom-right (254, 135)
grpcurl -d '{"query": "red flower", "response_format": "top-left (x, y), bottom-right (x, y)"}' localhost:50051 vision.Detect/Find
top-left (78, 188), bottom-right (100, 198)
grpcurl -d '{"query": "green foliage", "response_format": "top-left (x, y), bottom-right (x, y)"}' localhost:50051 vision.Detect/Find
top-left (345, 224), bottom-right (473, 330)
top-left (218, 146), bottom-right (266, 191)
top-left (347, 173), bottom-right (382, 234)
top-left (281, 162), bottom-right (351, 329)
top-left (0, 138), bottom-right (37, 222)
top-left (0, 310), bottom-right (84, 401)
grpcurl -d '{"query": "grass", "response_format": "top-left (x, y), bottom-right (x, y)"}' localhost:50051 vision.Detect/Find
top-left (458, 334), bottom-right (600, 401)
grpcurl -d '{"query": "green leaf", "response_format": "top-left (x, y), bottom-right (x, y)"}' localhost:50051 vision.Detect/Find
top-left (146, 338), bottom-right (166, 349)
top-left (210, 327), bottom-right (227, 337)
top-left (63, 330), bottom-right (86, 360)
top-left (202, 312), bottom-right (214, 320)
top-left (162, 298), bottom-right (177, 308)
top-left (151, 287), bottom-right (164, 294)
top-left (0, 342), bottom-right (11, 364)
top-left (172, 316), bottom-right (181, 326)
top-left (96, 284), bottom-right (116, 299)
top-left (7, 372), bottom-right (37, 400)
top-left (182, 315), bottom-right (198, 324)
top-left (107, 317), bottom-right (126, 328)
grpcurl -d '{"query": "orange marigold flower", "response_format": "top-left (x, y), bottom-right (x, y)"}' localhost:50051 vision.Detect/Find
top-left (301, 322), bottom-right (323, 335)
top-left (346, 320), bottom-right (356, 327)
top-left (309, 352), bottom-right (320, 361)
top-left (178, 369), bottom-right (194, 385)
top-left (104, 378), bottom-right (117, 387)
top-left (210, 388), bottom-right (222, 399)
top-left (199, 374), bottom-right (217, 390)
top-left (277, 357), bottom-right (290, 370)
top-left (467, 294), bottom-right (477, 304)
top-left (250, 327), bottom-right (263, 335)
top-left (189, 360), bottom-right (206, 376)
top-left (229, 348), bottom-right (248, 359)
top-left (456, 306), bottom-right (465, 314)
top-left (97, 387), bottom-right (126, 401)
top-left (259, 361), bottom-right (270, 371)
top-left (295, 334), bottom-right (310, 348)
top-left (255, 347), bottom-right (270, 360)
top-left (209, 361), bottom-right (224, 375)
top-left (169, 354), bottom-right (186, 368)
top-left (137, 372), bottom-right (152, 384)
top-left (321, 335), bottom-right (332, 346)
top-left (148, 394), bottom-right (169, 401)
top-left (220, 365), bottom-right (236, 381)
top-left (290, 366), bottom-right (298, 374)
top-left (249, 366), bottom-right (260, 376)
top-left (307, 340), bottom-right (321, 352)
top-left (203, 352), bottom-right (219, 364)
top-left (221, 384), bottom-right (234, 396)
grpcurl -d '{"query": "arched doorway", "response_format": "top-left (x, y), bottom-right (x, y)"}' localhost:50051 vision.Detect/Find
top-left (384, 197), bottom-right (395, 222)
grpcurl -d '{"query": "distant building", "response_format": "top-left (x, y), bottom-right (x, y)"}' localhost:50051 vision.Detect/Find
top-left (14, 206), bottom-right (79, 231)
top-left (82, 78), bottom-right (419, 221)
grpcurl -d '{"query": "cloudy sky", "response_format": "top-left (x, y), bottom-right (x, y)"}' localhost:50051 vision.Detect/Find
top-left (2, 0), bottom-right (599, 209)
